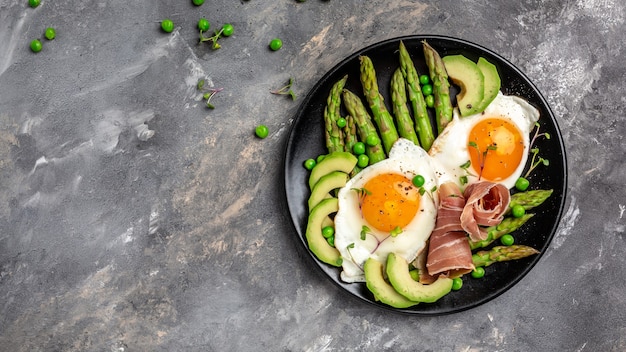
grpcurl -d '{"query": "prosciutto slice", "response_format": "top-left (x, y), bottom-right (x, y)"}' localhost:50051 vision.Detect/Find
top-left (461, 181), bottom-right (511, 242)
top-left (426, 182), bottom-right (475, 277)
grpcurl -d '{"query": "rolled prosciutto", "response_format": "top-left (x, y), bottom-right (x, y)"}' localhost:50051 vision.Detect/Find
top-left (461, 181), bottom-right (511, 242)
top-left (426, 182), bottom-right (475, 277)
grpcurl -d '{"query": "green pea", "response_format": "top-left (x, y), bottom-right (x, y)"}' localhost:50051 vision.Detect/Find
top-left (511, 204), bottom-right (525, 218)
top-left (192, 0), bottom-right (205, 5)
top-left (357, 154), bottom-right (369, 168)
top-left (515, 177), bottom-right (530, 191)
top-left (161, 19), bottom-right (174, 33)
top-left (425, 94), bottom-right (435, 108)
top-left (316, 154), bottom-right (326, 163)
top-left (221, 23), bottom-right (234, 37)
top-left (336, 118), bottom-right (347, 128)
top-left (452, 277), bottom-right (463, 290)
top-left (365, 134), bottom-right (380, 147)
top-left (28, 0), bottom-right (40, 8)
top-left (30, 39), bottom-right (42, 52)
top-left (419, 74), bottom-right (430, 85)
top-left (352, 142), bottom-right (366, 155)
top-left (44, 27), bottom-right (56, 40)
top-left (198, 18), bottom-right (210, 32)
top-left (421, 84), bottom-right (433, 96)
top-left (269, 38), bottom-right (283, 51)
top-left (412, 175), bottom-right (425, 187)
top-left (471, 267), bottom-right (485, 279)
top-left (255, 124), bottom-right (269, 139)
top-left (500, 234), bottom-right (515, 246)
top-left (303, 158), bottom-right (316, 170)
top-left (322, 226), bottom-right (334, 238)
top-left (326, 235), bottom-right (335, 247)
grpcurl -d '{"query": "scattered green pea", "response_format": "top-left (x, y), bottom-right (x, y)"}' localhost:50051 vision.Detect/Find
top-left (500, 234), bottom-right (515, 246)
top-left (316, 154), bottom-right (326, 163)
top-left (425, 95), bottom-right (435, 108)
top-left (221, 23), bottom-right (234, 37)
top-left (357, 154), bottom-right (369, 168)
top-left (44, 27), bottom-right (56, 40)
top-left (515, 177), bottom-right (530, 191)
top-left (269, 38), bottom-right (283, 51)
top-left (471, 267), bottom-right (485, 279)
top-left (30, 39), bottom-right (42, 52)
top-left (322, 226), bottom-right (334, 238)
top-left (303, 158), bottom-right (316, 170)
top-left (192, 0), bottom-right (205, 5)
top-left (198, 18), bottom-right (210, 32)
top-left (255, 124), bottom-right (269, 139)
top-left (421, 84), bottom-right (433, 96)
top-left (365, 134), bottom-right (380, 147)
top-left (29, 0), bottom-right (40, 8)
top-left (412, 174), bottom-right (425, 188)
top-left (326, 235), bottom-right (335, 247)
top-left (419, 74), bottom-right (430, 85)
top-left (352, 142), bottom-right (366, 155)
top-left (161, 19), bottom-right (174, 33)
top-left (336, 117), bottom-right (347, 128)
top-left (511, 204), bottom-right (525, 218)
top-left (452, 277), bottom-right (463, 290)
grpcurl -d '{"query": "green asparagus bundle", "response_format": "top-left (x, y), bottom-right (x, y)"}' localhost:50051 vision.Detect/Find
top-left (398, 41), bottom-right (435, 151)
top-left (359, 55), bottom-right (400, 154)
top-left (507, 189), bottom-right (554, 215)
top-left (469, 213), bottom-right (535, 250)
top-left (422, 41), bottom-right (453, 135)
top-left (324, 75), bottom-right (348, 154)
top-left (343, 114), bottom-right (362, 176)
top-left (472, 245), bottom-right (540, 267)
top-left (390, 68), bottom-right (420, 146)
top-left (342, 89), bottom-right (386, 164)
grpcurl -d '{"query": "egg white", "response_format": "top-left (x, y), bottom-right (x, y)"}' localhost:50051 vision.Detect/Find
top-left (428, 92), bottom-right (540, 189)
top-left (334, 139), bottom-right (439, 283)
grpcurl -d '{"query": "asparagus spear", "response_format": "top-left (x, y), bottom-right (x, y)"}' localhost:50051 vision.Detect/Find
top-left (390, 68), bottom-right (420, 146)
top-left (359, 55), bottom-right (399, 154)
top-left (422, 40), bottom-right (453, 134)
top-left (342, 89), bottom-right (386, 164)
top-left (398, 41), bottom-right (435, 150)
top-left (506, 189), bottom-right (554, 215)
top-left (472, 245), bottom-right (540, 267)
top-left (324, 75), bottom-right (348, 154)
top-left (343, 114), bottom-right (362, 176)
top-left (468, 213), bottom-right (535, 250)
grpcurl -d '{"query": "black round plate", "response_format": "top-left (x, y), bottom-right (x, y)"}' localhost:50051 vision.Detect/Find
top-left (283, 35), bottom-right (567, 315)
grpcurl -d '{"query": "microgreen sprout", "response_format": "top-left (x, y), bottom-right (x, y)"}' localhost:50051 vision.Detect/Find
top-left (524, 122), bottom-right (551, 178)
top-left (390, 226), bottom-right (403, 237)
top-left (352, 187), bottom-right (371, 209)
top-left (196, 79), bottom-right (223, 109)
top-left (199, 24), bottom-right (233, 50)
top-left (270, 78), bottom-right (297, 100)
top-left (468, 141), bottom-right (497, 180)
top-left (360, 225), bottom-right (370, 240)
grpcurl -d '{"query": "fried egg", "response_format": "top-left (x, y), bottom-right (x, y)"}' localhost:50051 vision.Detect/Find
top-left (429, 92), bottom-right (540, 189)
top-left (334, 138), bottom-right (439, 283)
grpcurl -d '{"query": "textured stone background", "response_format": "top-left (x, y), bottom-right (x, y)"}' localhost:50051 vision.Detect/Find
top-left (0, 0), bottom-right (624, 351)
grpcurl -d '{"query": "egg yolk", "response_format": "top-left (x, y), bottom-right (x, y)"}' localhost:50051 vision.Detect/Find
top-left (468, 117), bottom-right (524, 182)
top-left (360, 173), bottom-right (420, 233)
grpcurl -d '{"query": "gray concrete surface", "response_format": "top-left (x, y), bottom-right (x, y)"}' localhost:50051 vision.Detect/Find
top-left (0, 0), bottom-right (624, 351)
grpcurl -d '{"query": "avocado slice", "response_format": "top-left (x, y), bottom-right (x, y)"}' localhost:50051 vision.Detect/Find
top-left (475, 57), bottom-right (501, 112)
top-left (308, 151), bottom-right (357, 190)
top-left (386, 253), bottom-right (453, 303)
top-left (363, 257), bottom-right (419, 309)
top-left (308, 171), bottom-right (349, 212)
top-left (305, 197), bottom-right (342, 267)
top-left (442, 55), bottom-right (484, 116)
